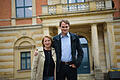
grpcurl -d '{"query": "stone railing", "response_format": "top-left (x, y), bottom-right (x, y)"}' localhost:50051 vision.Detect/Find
top-left (62, 2), bottom-right (89, 13)
top-left (41, 0), bottom-right (112, 15)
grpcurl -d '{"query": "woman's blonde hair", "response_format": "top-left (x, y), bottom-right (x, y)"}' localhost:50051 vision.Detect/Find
top-left (42, 36), bottom-right (53, 47)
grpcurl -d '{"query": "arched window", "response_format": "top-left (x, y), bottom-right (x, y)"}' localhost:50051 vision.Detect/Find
top-left (77, 36), bottom-right (90, 74)
top-left (14, 36), bottom-right (35, 71)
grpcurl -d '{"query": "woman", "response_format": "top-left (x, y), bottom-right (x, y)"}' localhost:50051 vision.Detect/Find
top-left (31, 36), bottom-right (56, 80)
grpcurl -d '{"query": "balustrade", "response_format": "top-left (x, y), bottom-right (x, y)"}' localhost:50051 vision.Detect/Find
top-left (42, 0), bottom-right (112, 15)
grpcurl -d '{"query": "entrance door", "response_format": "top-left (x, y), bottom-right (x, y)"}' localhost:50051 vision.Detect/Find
top-left (77, 37), bottom-right (90, 74)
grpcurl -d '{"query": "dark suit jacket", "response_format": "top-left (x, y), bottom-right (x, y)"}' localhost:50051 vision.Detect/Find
top-left (53, 32), bottom-right (83, 72)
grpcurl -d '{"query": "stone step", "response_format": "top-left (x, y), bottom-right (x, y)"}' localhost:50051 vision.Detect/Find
top-left (77, 74), bottom-right (95, 80)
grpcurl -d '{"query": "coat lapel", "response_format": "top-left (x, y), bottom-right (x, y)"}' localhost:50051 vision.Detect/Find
top-left (40, 47), bottom-right (45, 58)
top-left (69, 32), bottom-right (76, 56)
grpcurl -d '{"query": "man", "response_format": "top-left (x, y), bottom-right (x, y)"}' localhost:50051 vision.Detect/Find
top-left (53, 20), bottom-right (83, 80)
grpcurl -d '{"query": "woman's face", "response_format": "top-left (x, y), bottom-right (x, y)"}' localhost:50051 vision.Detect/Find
top-left (43, 37), bottom-right (52, 48)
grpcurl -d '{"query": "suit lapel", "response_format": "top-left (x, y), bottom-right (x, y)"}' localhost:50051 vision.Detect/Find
top-left (56, 34), bottom-right (62, 59)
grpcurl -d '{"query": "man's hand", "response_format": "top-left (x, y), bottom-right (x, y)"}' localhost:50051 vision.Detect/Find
top-left (69, 64), bottom-right (76, 68)
top-left (34, 49), bottom-right (38, 56)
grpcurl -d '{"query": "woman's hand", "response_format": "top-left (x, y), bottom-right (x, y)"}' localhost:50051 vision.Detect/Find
top-left (34, 49), bottom-right (38, 56)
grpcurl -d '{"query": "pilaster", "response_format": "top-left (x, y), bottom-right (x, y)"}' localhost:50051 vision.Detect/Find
top-left (11, 0), bottom-right (16, 26)
top-left (58, 27), bottom-right (61, 34)
top-left (43, 27), bottom-right (50, 36)
top-left (32, 0), bottom-right (36, 25)
top-left (105, 22), bottom-right (116, 68)
top-left (104, 24), bottom-right (111, 70)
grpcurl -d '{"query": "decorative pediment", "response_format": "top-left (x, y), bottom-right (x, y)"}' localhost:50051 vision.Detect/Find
top-left (14, 36), bottom-right (36, 49)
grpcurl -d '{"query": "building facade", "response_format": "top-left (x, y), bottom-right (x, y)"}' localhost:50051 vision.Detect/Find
top-left (0, 0), bottom-right (120, 80)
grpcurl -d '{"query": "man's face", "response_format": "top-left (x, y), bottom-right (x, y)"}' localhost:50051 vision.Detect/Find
top-left (60, 22), bottom-right (70, 35)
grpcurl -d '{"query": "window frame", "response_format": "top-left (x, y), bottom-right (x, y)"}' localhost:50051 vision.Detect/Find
top-left (16, 0), bottom-right (32, 18)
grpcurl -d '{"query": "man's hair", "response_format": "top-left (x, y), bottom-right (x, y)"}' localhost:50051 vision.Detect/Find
top-left (42, 36), bottom-right (53, 47)
top-left (59, 20), bottom-right (70, 27)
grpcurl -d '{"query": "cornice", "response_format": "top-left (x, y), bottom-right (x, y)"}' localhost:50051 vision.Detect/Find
top-left (0, 24), bottom-right (42, 31)
top-left (38, 9), bottom-right (115, 19)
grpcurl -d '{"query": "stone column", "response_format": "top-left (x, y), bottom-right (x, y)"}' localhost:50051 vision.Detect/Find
top-left (91, 24), bottom-right (100, 69)
top-left (91, 24), bottom-right (104, 80)
top-left (32, 0), bottom-right (36, 25)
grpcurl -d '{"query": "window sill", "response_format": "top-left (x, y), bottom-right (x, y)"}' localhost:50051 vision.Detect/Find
top-left (11, 17), bottom-right (33, 20)
top-left (17, 69), bottom-right (31, 73)
top-left (16, 17), bottom-right (32, 20)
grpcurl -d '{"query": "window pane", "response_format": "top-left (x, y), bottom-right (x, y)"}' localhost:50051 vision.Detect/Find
top-left (25, 0), bottom-right (32, 6)
top-left (82, 48), bottom-right (88, 62)
top-left (21, 53), bottom-right (26, 57)
top-left (21, 51), bottom-right (31, 70)
top-left (16, 8), bottom-right (24, 17)
top-left (27, 53), bottom-right (30, 57)
top-left (69, 0), bottom-right (76, 3)
top-left (27, 58), bottom-right (31, 69)
top-left (16, 0), bottom-right (24, 7)
top-left (77, 0), bottom-right (85, 2)
top-left (21, 59), bottom-right (26, 69)
top-left (25, 7), bottom-right (32, 17)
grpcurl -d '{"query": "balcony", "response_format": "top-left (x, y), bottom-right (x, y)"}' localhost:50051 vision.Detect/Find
top-left (41, 0), bottom-right (113, 15)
